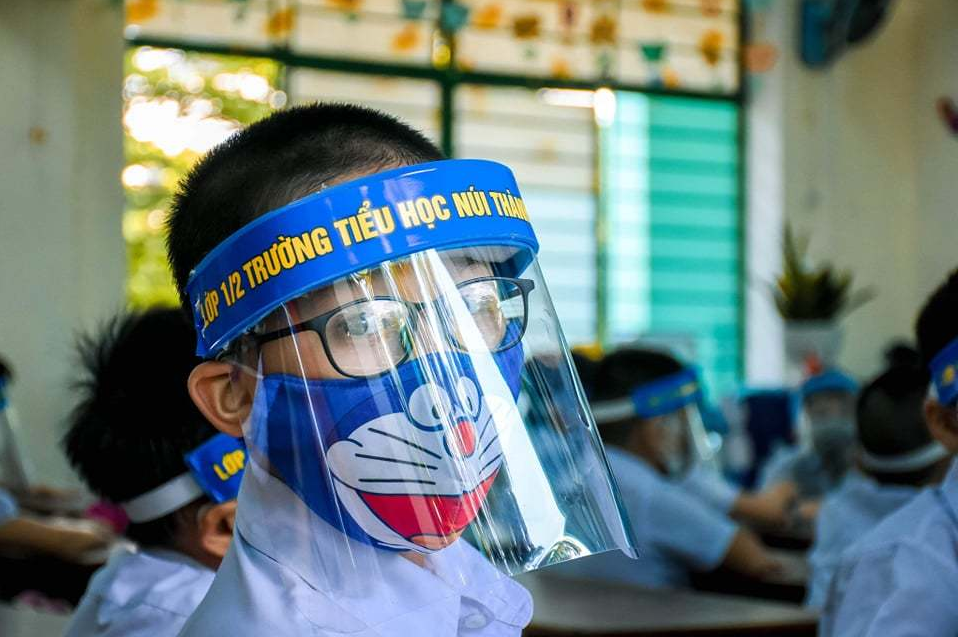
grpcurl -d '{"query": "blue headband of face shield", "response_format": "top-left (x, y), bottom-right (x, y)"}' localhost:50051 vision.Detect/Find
top-left (590, 367), bottom-right (703, 423)
top-left (121, 433), bottom-right (246, 524)
top-left (930, 337), bottom-right (958, 406)
top-left (185, 159), bottom-right (540, 358)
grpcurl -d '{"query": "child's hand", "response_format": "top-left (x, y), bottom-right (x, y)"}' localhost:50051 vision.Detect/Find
top-left (48, 524), bottom-right (112, 562)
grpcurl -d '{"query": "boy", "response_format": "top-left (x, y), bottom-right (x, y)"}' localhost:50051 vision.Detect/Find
top-left (761, 369), bottom-right (859, 499)
top-left (62, 309), bottom-right (245, 637)
top-left (806, 360), bottom-right (950, 607)
top-left (551, 347), bottom-right (781, 588)
top-left (166, 104), bottom-right (634, 635)
top-left (820, 270), bottom-right (958, 636)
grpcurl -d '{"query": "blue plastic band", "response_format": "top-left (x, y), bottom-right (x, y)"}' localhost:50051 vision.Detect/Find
top-left (183, 434), bottom-right (246, 504)
top-left (631, 368), bottom-right (703, 419)
top-left (930, 337), bottom-right (958, 406)
top-left (186, 159), bottom-right (539, 357)
top-left (800, 369), bottom-right (858, 399)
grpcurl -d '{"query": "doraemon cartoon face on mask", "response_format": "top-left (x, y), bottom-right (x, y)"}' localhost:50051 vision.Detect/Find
top-left (248, 346), bottom-right (525, 554)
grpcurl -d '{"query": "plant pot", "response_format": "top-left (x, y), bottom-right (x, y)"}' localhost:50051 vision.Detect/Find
top-left (784, 320), bottom-right (843, 373)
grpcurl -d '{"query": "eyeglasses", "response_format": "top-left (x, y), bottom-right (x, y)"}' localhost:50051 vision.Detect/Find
top-left (251, 276), bottom-right (535, 378)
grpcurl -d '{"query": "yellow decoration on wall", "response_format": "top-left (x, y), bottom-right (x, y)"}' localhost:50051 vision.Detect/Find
top-left (126, 0), bottom-right (159, 24)
top-left (513, 14), bottom-right (541, 40)
top-left (327, 0), bottom-right (363, 12)
top-left (392, 23), bottom-right (421, 53)
top-left (663, 67), bottom-right (681, 88)
top-left (699, 29), bottom-right (724, 66)
top-left (472, 3), bottom-right (503, 30)
top-left (550, 57), bottom-right (573, 79)
top-left (642, 0), bottom-right (670, 13)
top-left (590, 15), bottom-right (617, 45)
top-left (265, 8), bottom-right (296, 39)
top-left (700, 0), bottom-right (722, 17)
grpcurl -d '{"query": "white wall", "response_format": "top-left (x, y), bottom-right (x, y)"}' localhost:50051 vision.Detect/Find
top-left (747, 0), bottom-right (956, 383)
top-left (0, 0), bottom-right (126, 486)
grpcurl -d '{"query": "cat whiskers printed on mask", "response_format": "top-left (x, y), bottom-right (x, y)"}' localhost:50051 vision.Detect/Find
top-left (326, 376), bottom-right (522, 552)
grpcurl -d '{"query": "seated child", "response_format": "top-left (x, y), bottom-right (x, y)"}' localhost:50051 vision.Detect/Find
top-left (806, 359), bottom-right (950, 607)
top-left (761, 369), bottom-right (859, 499)
top-left (551, 347), bottom-right (780, 588)
top-left (820, 271), bottom-right (958, 636)
top-left (62, 308), bottom-right (245, 637)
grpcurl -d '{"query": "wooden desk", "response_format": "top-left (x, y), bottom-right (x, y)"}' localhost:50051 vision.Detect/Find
top-left (517, 573), bottom-right (818, 637)
top-left (0, 603), bottom-right (71, 637)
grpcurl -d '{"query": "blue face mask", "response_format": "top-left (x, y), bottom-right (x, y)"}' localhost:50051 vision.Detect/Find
top-left (246, 346), bottom-right (524, 553)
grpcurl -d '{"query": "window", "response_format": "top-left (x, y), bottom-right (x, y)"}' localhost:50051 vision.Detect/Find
top-left (604, 92), bottom-right (741, 393)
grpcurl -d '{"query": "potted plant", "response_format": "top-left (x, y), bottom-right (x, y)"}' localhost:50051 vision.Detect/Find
top-left (773, 223), bottom-right (874, 373)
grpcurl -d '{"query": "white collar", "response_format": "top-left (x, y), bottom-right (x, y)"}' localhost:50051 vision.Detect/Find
top-left (235, 460), bottom-right (532, 629)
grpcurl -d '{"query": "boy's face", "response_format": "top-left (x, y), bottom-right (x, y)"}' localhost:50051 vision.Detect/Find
top-left (631, 410), bottom-right (692, 476)
top-left (248, 254), bottom-right (495, 383)
top-left (925, 399), bottom-right (958, 454)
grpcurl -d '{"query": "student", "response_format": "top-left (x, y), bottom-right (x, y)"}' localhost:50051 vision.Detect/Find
top-left (61, 309), bottom-right (246, 637)
top-left (761, 369), bottom-right (859, 499)
top-left (165, 104), bottom-right (635, 635)
top-left (0, 357), bottom-right (109, 562)
top-left (552, 347), bottom-right (780, 588)
top-left (806, 359), bottom-right (950, 608)
top-left (820, 270), bottom-right (958, 636)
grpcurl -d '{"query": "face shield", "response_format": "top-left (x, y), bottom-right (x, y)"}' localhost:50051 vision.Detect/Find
top-left (121, 433), bottom-right (246, 523)
top-left (794, 370), bottom-right (858, 469)
top-left (186, 160), bottom-right (634, 597)
top-left (590, 367), bottom-right (716, 478)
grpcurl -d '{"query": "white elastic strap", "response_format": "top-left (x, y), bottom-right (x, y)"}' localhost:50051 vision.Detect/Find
top-left (121, 473), bottom-right (204, 523)
top-left (859, 441), bottom-right (950, 473)
top-left (590, 398), bottom-right (636, 424)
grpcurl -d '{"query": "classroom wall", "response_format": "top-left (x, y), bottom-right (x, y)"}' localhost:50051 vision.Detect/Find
top-left (0, 0), bottom-right (126, 486)
top-left (747, 0), bottom-right (957, 383)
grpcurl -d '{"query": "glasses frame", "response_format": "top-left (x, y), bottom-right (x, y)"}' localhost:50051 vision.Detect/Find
top-left (247, 276), bottom-right (535, 379)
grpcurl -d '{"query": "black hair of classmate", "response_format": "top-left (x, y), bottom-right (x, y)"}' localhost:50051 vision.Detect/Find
top-left (592, 347), bottom-right (684, 447)
top-left (62, 308), bottom-right (216, 547)
top-left (0, 354), bottom-right (12, 383)
top-left (916, 269), bottom-right (958, 369)
top-left (856, 361), bottom-right (939, 486)
top-left (167, 103), bottom-right (444, 309)
top-left (571, 352), bottom-right (600, 400)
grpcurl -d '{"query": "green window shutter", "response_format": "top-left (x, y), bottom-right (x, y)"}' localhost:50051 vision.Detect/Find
top-left (604, 93), bottom-right (741, 395)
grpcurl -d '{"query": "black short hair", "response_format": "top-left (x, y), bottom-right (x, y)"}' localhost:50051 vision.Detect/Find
top-left (593, 346), bottom-right (685, 447)
top-left (166, 103), bottom-right (444, 308)
top-left (916, 269), bottom-right (958, 369)
top-left (856, 362), bottom-right (936, 486)
top-left (62, 308), bottom-right (216, 547)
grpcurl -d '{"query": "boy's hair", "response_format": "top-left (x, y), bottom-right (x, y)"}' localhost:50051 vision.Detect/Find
top-left (593, 347), bottom-right (684, 447)
top-left (62, 308), bottom-right (216, 547)
top-left (916, 269), bottom-right (958, 370)
top-left (856, 362), bottom-right (937, 486)
top-left (167, 103), bottom-right (444, 308)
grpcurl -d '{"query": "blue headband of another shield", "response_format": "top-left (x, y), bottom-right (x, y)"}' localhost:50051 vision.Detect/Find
top-left (186, 159), bottom-right (540, 358)
top-left (800, 369), bottom-right (859, 400)
top-left (121, 434), bottom-right (246, 524)
top-left (930, 336), bottom-right (958, 406)
top-left (591, 367), bottom-right (703, 424)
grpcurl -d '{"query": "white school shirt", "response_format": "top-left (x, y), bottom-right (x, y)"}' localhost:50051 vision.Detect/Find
top-left (677, 463), bottom-right (741, 515)
top-left (805, 470), bottom-right (918, 608)
top-left (177, 461), bottom-right (533, 637)
top-left (546, 446), bottom-right (737, 589)
top-left (64, 546), bottom-right (214, 637)
top-left (819, 458), bottom-right (958, 637)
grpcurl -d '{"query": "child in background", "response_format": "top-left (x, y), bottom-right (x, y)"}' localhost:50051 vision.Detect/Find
top-left (761, 369), bottom-right (859, 499)
top-left (62, 309), bottom-right (245, 637)
top-left (820, 270), bottom-right (958, 636)
top-left (551, 347), bottom-right (780, 588)
top-left (0, 356), bottom-right (109, 563)
top-left (806, 358), bottom-right (950, 608)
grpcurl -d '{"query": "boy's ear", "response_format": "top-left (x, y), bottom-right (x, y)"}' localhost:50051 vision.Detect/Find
top-left (925, 398), bottom-right (958, 454)
top-left (188, 362), bottom-right (252, 437)
top-left (197, 500), bottom-right (237, 561)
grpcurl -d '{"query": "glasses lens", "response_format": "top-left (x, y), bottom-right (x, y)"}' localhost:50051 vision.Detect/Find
top-left (324, 299), bottom-right (412, 376)
top-left (455, 278), bottom-right (526, 352)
